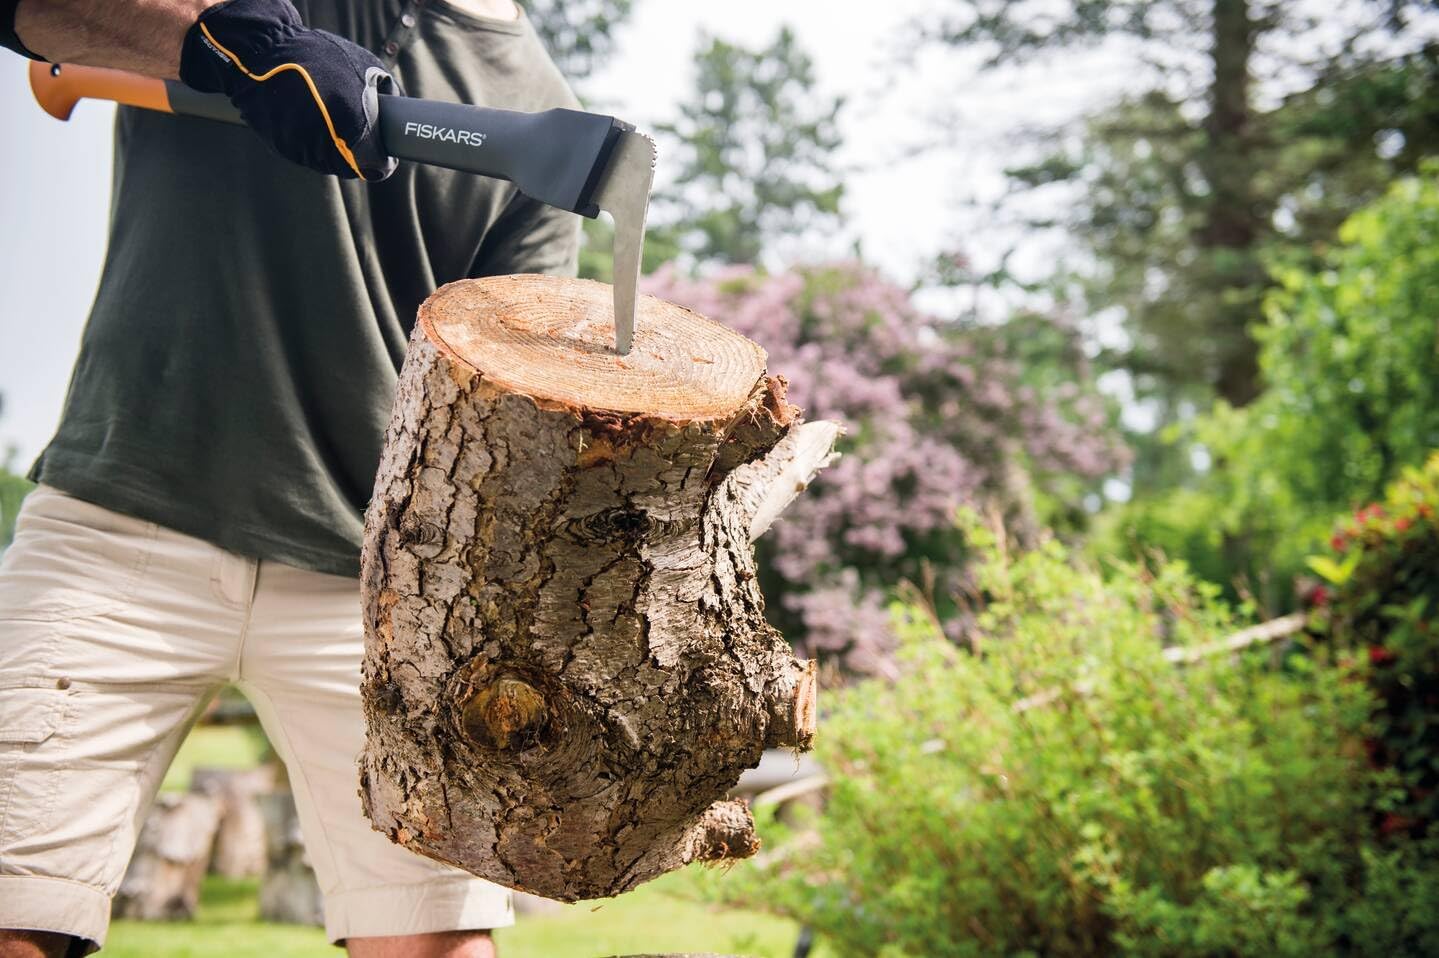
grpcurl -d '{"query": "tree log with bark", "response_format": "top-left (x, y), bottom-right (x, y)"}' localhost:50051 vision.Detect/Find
top-left (359, 275), bottom-right (834, 901)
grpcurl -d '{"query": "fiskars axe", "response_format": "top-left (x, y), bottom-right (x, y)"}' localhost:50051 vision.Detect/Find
top-left (28, 60), bottom-right (655, 355)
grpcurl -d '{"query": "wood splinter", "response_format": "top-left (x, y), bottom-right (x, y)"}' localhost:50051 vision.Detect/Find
top-left (359, 275), bottom-right (837, 901)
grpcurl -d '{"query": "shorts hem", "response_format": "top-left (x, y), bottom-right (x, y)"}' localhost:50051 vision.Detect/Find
top-left (0, 874), bottom-right (109, 953)
top-left (324, 878), bottom-right (515, 943)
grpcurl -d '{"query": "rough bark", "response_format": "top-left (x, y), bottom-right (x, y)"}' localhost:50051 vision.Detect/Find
top-left (191, 766), bottom-right (274, 878)
top-left (359, 275), bottom-right (833, 901)
top-left (257, 791), bottom-right (324, 926)
top-left (114, 793), bottom-right (221, 920)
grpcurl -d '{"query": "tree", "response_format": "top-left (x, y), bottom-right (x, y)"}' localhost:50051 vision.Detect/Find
top-left (1095, 169), bottom-right (1439, 609)
top-left (926, 1), bottom-right (1437, 412)
top-left (524, 0), bottom-right (638, 84)
top-left (654, 27), bottom-right (845, 267)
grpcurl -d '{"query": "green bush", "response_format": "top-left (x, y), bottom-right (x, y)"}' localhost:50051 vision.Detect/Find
top-left (714, 521), bottom-right (1439, 956)
top-left (1310, 453), bottom-right (1439, 834)
top-left (0, 451), bottom-right (33, 551)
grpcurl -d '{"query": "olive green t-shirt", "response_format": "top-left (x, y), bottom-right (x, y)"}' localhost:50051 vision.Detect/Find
top-left (31, 0), bottom-right (581, 577)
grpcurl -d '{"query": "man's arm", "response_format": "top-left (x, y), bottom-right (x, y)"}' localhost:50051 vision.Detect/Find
top-left (11, 0), bottom-right (215, 79)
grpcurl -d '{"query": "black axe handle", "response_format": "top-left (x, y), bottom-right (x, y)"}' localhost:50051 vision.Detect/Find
top-left (30, 61), bottom-right (627, 216)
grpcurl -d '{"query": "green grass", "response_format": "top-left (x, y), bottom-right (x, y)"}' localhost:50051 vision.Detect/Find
top-left (105, 874), bottom-right (816, 958)
top-left (159, 721), bottom-right (270, 793)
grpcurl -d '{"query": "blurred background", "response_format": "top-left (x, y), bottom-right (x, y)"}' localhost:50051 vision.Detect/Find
top-left (3, 0), bottom-right (1439, 955)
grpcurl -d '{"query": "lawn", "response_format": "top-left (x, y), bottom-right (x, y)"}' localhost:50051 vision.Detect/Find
top-left (105, 874), bottom-right (816, 958)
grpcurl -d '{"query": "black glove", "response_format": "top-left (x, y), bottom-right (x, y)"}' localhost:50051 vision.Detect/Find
top-left (179, 0), bottom-right (398, 181)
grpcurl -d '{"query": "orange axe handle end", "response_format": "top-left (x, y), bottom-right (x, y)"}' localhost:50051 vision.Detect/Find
top-left (29, 60), bottom-right (172, 121)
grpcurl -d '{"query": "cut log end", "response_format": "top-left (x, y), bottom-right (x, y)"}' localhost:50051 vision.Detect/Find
top-left (420, 275), bottom-right (767, 420)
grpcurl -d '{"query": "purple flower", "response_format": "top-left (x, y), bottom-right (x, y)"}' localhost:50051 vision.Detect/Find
top-left (644, 262), bottom-right (1128, 675)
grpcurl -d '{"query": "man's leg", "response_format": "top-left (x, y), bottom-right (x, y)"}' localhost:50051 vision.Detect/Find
top-left (0, 487), bottom-right (237, 955)
top-left (0, 930), bottom-right (70, 958)
top-left (235, 559), bottom-right (513, 956)
top-left (347, 931), bottom-right (496, 958)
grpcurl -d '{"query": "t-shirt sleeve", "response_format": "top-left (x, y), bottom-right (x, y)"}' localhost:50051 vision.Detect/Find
top-left (470, 193), bottom-right (581, 279)
top-left (1, 0), bottom-right (42, 59)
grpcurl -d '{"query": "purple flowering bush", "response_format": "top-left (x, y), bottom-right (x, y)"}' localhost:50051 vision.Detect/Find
top-left (645, 261), bottom-right (1127, 674)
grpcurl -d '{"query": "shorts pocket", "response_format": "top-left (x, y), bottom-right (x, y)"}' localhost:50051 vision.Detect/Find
top-left (0, 687), bottom-right (71, 846)
top-left (0, 486), bottom-right (159, 622)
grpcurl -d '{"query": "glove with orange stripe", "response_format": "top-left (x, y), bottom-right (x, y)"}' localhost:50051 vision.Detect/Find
top-left (179, 0), bottom-right (398, 181)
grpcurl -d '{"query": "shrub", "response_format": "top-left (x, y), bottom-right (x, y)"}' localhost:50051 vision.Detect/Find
top-left (1309, 453), bottom-right (1439, 834)
top-left (710, 521), bottom-right (1439, 956)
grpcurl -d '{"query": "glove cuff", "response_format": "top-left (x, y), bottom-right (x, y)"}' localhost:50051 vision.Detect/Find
top-left (179, 0), bottom-right (304, 95)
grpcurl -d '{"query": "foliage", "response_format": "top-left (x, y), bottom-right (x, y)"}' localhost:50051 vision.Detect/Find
top-left (1094, 170), bottom-right (1439, 610)
top-left (0, 395), bottom-right (34, 551)
top-left (0, 454), bottom-right (31, 552)
top-left (647, 262), bottom-right (1125, 674)
top-left (711, 522), bottom-right (1439, 956)
top-left (523, 0), bottom-right (637, 84)
top-left (925, 2), bottom-right (1438, 421)
top-left (653, 27), bottom-right (844, 267)
top-left (1310, 454), bottom-right (1439, 835)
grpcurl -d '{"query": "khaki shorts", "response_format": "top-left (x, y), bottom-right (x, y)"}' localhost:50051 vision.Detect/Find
top-left (0, 486), bottom-right (513, 951)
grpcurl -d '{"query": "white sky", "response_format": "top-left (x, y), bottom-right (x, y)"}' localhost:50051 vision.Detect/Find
top-left (0, 1), bottom-right (1142, 463)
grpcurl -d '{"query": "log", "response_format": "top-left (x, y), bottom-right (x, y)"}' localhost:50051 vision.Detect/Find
top-left (257, 791), bottom-right (324, 926)
top-left (114, 792), bottom-right (221, 920)
top-left (190, 766), bottom-right (275, 878)
top-left (359, 275), bottom-right (834, 901)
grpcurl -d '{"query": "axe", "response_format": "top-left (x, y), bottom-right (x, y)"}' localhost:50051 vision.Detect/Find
top-left (28, 60), bottom-right (655, 355)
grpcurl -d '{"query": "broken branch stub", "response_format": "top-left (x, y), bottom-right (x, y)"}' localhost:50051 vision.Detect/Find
top-left (359, 275), bottom-right (835, 901)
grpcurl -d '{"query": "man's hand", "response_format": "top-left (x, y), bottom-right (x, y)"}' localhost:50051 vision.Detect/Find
top-left (180, 0), bottom-right (397, 181)
top-left (10, 0), bottom-right (397, 182)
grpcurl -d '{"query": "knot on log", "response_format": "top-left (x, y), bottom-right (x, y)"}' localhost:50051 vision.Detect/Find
top-left (689, 800), bottom-right (760, 863)
top-left (558, 508), bottom-right (696, 544)
top-left (461, 678), bottom-right (551, 751)
top-left (397, 515), bottom-right (444, 555)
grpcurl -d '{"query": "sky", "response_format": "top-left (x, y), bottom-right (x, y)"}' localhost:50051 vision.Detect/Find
top-left (0, 0), bottom-right (1142, 463)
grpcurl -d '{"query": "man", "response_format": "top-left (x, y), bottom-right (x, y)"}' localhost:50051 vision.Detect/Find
top-left (0, 1), bottom-right (582, 955)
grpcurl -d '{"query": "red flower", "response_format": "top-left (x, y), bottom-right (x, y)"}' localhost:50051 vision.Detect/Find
top-left (1380, 813), bottom-right (1415, 837)
top-left (1395, 516), bottom-right (1412, 532)
top-left (1311, 585), bottom-right (1329, 607)
top-left (1330, 533), bottom-right (1348, 551)
top-left (1369, 645), bottom-right (1397, 666)
top-left (1357, 504), bottom-right (1385, 522)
